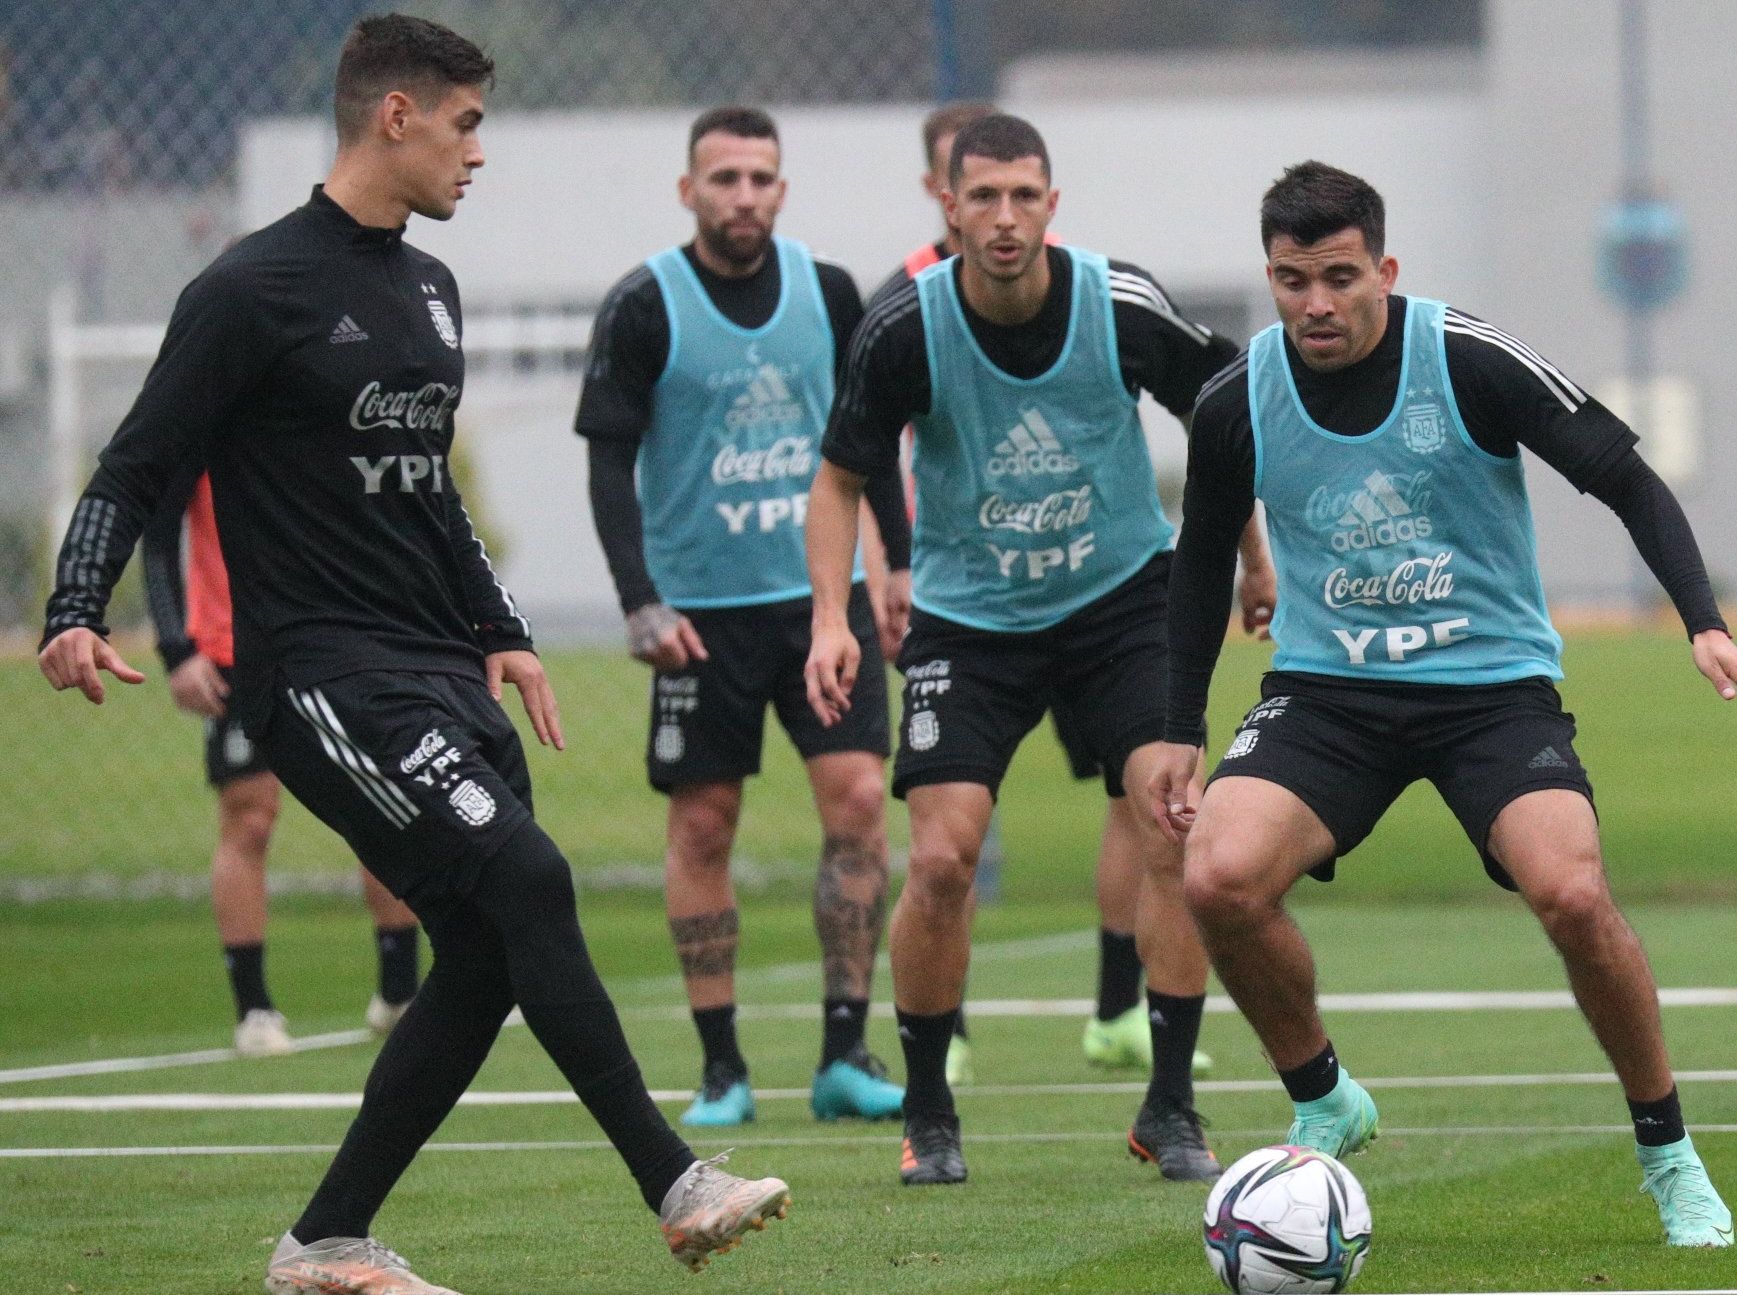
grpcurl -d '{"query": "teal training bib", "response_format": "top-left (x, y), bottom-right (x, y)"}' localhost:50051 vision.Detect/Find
top-left (639, 237), bottom-right (852, 607)
top-left (1250, 297), bottom-right (1562, 683)
top-left (910, 248), bottom-right (1170, 631)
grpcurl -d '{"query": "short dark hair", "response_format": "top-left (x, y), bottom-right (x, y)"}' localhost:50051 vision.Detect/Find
top-left (922, 101), bottom-right (996, 170)
top-left (333, 14), bottom-right (494, 145)
top-left (688, 105), bottom-right (779, 162)
top-left (948, 112), bottom-right (1049, 187)
top-left (1259, 160), bottom-right (1386, 259)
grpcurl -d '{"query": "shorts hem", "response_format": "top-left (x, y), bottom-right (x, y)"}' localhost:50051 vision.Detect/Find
top-left (893, 764), bottom-right (1002, 801)
top-left (1473, 777), bottom-right (1596, 892)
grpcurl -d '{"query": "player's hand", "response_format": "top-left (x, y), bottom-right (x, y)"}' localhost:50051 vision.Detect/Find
top-left (805, 615), bottom-right (861, 727)
top-left (1237, 561), bottom-right (1277, 640)
top-left (626, 603), bottom-right (707, 673)
top-left (1691, 628), bottom-right (1737, 700)
top-left (487, 649), bottom-right (565, 751)
top-left (1145, 741), bottom-right (1205, 846)
top-left (879, 568), bottom-right (912, 660)
top-left (168, 653), bottom-right (230, 718)
top-left (38, 626), bottom-right (146, 705)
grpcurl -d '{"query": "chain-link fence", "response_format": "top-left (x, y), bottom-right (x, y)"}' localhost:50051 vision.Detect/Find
top-left (0, 0), bottom-right (952, 638)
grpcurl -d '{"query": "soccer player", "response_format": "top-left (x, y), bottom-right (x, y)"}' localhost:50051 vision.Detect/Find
top-left (39, 17), bottom-right (790, 1290)
top-left (576, 105), bottom-right (909, 1128)
top-left (142, 469), bottom-right (422, 1055)
top-left (876, 101), bottom-right (1269, 1086)
top-left (807, 113), bottom-right (1253, 1186)
top-left (1149, 161), bottom-right (1734, 1248)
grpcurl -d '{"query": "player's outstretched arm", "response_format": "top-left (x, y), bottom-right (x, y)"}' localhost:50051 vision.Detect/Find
top-left (486, 649), bottom-right (565, 750)
top-left (1691, 628), bottom-right (1737, 701)
top-left (805, 459), bottom-right (867, 726)
top-left (38, 627), bottom-right (146, 705)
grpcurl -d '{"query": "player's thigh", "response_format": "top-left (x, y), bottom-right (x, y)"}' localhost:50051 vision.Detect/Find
top-left (1423, 678), bottom-right (1596, 892)
top-left (776, 583), bottom-right (890, 764)
top-left (891, 611), bottom-right (1048, 802)
top-left (1484, 788), bottom-right (1607, 913)
top-left (1204, 680), bottom-right (1409, 884)
top-left (647, 604), bottom-right (773, 793)
top-left (260, 673), bottom-right (533, 910)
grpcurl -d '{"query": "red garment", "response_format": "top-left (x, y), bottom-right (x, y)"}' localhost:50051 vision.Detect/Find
top-left (184, 473), bottom-right (235, 667)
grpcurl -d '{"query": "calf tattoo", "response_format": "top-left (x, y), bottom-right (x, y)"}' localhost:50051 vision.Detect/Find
top-left (814, 834), bottom-right (888, 999)
top-left (670, 907), bottom-right (739, 979)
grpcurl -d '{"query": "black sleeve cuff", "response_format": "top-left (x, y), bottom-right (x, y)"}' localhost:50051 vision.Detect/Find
top-left (477, 628), bottom-right (535, 656)
top-left (158, 639), bottom-right (197, 672)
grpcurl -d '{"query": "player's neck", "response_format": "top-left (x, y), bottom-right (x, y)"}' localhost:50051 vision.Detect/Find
top-left (960, 249), bottom-right (1051, 326)
top-left (323, 157), bottom-right (411, 230)
top-left (690, 238), bottom-right (768, 281)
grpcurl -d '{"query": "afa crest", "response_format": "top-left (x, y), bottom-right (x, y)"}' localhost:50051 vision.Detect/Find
top-left (426, 300), bottom-right (459, 350)
top-left (1402, 402), bottom-right (1445, 454)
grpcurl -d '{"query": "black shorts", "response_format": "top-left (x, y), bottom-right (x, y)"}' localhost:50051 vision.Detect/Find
top-left (1049, 700), bottom-right (1102, 782)
top-left (205, 668), bottom-right (271, 787)
top-left (1208, 670), bottom-right (1595, 890)
top-left (256, 670), bottom-right (534, 907)
top-left (894, 552), bottom-right (1172, 801)
top-left (649, 583), bottom-right (890, 793)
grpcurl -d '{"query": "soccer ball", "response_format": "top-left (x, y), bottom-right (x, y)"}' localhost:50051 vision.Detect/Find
top-left (1202, 1145), bottom-right (1371, 1294)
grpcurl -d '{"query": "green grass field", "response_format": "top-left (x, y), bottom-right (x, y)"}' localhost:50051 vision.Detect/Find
top-left (3, 632), bottom-right (1735, 1293)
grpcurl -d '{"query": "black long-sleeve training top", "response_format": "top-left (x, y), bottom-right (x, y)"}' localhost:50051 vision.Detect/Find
top-left (1164, 294), bottom-right (1726, 744)
top-left (44, 187), bottom-right (530, 726)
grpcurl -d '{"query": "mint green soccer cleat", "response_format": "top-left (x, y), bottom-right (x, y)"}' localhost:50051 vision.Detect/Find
top-left (1286, 1069), bottom-right (1379, 1158)
top-left (1082, 1005), bottom-right (1213, 1076)
top-left (1638, 1137), bottom-right (1734, 1247)
top-left (811, 1044), bottom-right (905, 1121)
top-left (680, 1062), bottom-right (755, 1127)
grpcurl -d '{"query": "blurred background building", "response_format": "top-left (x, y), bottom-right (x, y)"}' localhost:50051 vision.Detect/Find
top-left (2, 0), bottom-right (1727, 639)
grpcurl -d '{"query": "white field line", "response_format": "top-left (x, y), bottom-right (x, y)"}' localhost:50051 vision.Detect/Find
top-left (7, 987), bottom-right (1736, 1086)
top-left (8, 1069), bottom-right (1737, 1114)
top-left (4, 1125), bottom-right (1737, 1160)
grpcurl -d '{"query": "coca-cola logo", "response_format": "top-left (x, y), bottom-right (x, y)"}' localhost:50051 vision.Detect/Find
top-left (978, 486), bottom-right (1093, 535)
top-left (399, 727), bottom-right (447, 774)
top-left (1323, 551), bottom-right (1456, 609)
top-left (711, 436), bottom-right (814, 486)
top-left (350, 381), bottom-right (459, 433)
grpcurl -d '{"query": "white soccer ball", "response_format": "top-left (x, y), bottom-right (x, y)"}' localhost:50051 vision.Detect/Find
top-left (1202, 1145), bottom-right (1372, 1294)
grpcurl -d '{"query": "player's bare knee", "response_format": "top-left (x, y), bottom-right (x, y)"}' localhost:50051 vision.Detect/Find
top-left (1528, 869), bottom-right (1616, 948)
top-left (219, 790), bottom-right (278, 857)
top-left (822, 772), bottom-right (886, 843)
top-left (905, 841), bottom-right (977, 914)
top-left (668, 787), bottom-right (740, 872)
top-left (1182, 849), bottom-right (1271, 934)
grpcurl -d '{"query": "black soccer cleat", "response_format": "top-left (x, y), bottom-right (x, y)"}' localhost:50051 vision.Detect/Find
top-left (1128, 1097), bottom-right (1223, 1183)
top-left (900, 1111), bottom-right (967, 1186)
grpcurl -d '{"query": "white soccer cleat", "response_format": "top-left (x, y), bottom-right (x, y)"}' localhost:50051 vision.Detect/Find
top-left (658, 1151), bottom-right (791, 1271)
top-left (235, 1008), bottom-right (294, 1058)
top-left (264, 1231), bottom-right (463, 1294)
top-left (365, 994), bottom-right (410, 1037)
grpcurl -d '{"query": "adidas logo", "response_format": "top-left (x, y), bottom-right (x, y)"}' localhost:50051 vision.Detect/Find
top-left (1528, 746), bottom-right (1571, 769)
top-left (987, 408), bottom-right (1079, 477)
top-left (1311, 470), bottom-right (1434, 552)
top-left (329, 315), bottom-right (369, 344)
top-left (829, 1004), bottom-right (854, 1020)
top-left (723, 363), bottom-right (803, 433)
